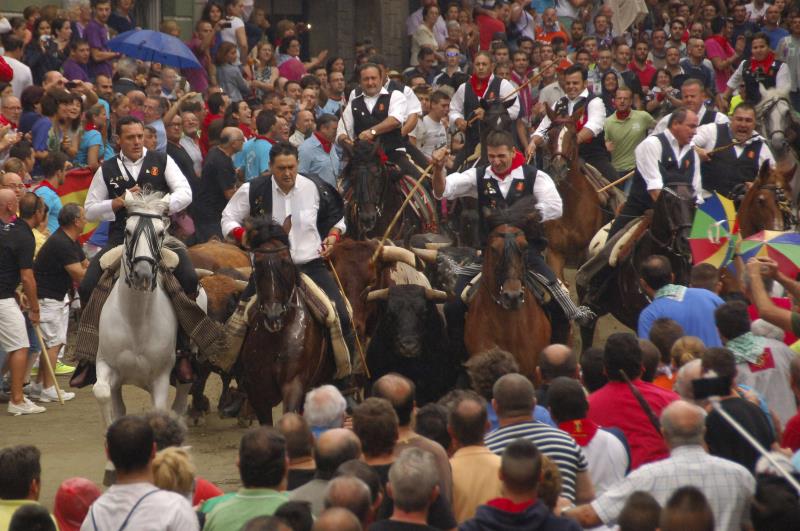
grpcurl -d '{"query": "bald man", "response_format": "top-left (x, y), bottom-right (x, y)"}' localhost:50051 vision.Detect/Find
top-left (312, 507), bottom-right (361, 531)
top-left (565, 400), bottom-right (755, 531)
top-left (323, 476), bottom-right (373, 528)
top-left (0, 172), bottom-right (25, 202)
top-left (277, 412), bottom-right (317, 489)
top-left (194, 126), bottom-right (244, 243)
top-left (536, 344), bottom-right (579, 407)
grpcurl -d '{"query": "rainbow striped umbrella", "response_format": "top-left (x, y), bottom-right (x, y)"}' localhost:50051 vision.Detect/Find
top-left (739, 230), bottom-right (800, 278)
top-left (689, 192), bottom-right (738, 268)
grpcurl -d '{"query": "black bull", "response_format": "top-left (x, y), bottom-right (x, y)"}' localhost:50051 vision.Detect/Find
top-left (365, 284), bottom-right (453, 404)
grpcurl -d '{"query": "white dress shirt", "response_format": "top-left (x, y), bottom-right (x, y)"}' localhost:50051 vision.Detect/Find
top-left (336, 87), bottom-right (407, 142)
top-left (347, 82), bottom-right (421, 118)
top-left (84, 147), bottom-right (192, 222)
top-left (652, 106), bottom-right (729, 135)
top-left (692, 123), bottom-right (775, 169)
top-left (533, 89), bottom-right (605, 140)
top-left (635, 129), bottom-right (703, 196)
top-left (448, 75), bottom-right (521, 123)
top-left (434, 165), bottom-right (563, 222)
top-left (221, 174), bottom-right (346, 265)
top-left (727, 60), bottom-right (791, 91)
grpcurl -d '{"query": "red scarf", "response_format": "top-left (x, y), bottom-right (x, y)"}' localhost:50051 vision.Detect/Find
top-left (486, 498), bottom-right (536, 513)
top-left (255, 135), bottom-right (276, 144)
top-left (616, 109), bottom-right (631, 120)
top-left (35, 180), bottom-right (57, 193)
top-left (84, 121), bottom-right (100, 132)
top-left (314, 131), bottom-right (332, 153)
top-left (469, 74), bottom-right (491, 98)
top-left (240, 124), bottom-right (254, 139)
top-left (492, 149), bottom-right (525, 180)
top-left (558, 418), bottom-right (599, 447)
top-left (751, 52), bottom-right (776, 72)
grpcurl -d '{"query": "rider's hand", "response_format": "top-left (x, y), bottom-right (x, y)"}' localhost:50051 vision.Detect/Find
top-left (455, 118), bottom-right (467, 132)
top-left (694, 147), bottom-right (710, 162)
top-left (525, 141), bottom-right (536, 160)
top-left (472, 108), bottom-right (485, 122)
top-left (357, 129), bottom-right (375, 142)
top-left (430, 147), bottom-right (449, 168)
top-left (605, 140), bottom-right (615, 153)
top-left (320, 235), bottom-right (338, 258)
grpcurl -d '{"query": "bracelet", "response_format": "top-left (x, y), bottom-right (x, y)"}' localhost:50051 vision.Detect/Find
top-left (327, 231), bottom-right (341, 243)
top-left (232, 226), bottom-right (245, 242)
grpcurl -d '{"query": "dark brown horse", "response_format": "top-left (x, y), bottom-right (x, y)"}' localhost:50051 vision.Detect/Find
top-left (579, 183), bottom-right (695, 347)
top-left (464, 197), bottom-right (551, 379)
top-left (240, 217), bottom-right (332, 425)
top-left (737, 161), bottom-right (794, 238)
top-left (541, 107), bottom-right (607, 281)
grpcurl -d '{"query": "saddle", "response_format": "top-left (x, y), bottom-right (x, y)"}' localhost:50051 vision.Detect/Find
top-left (582, 162), bottom-right (626, 213)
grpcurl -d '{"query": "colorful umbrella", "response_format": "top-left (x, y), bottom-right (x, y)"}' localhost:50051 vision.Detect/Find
top-left (739, 230), bottom-right (800, 277)
top-left (689, 192), bottom-right (738, 268)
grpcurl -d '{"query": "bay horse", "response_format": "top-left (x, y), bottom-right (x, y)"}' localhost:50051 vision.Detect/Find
top-left (756, 87), bottom-right (800, 208)
top-left (541, 107), bottom-right (606, 281)
top-left (464, 197), bottom-right (551, 379)
top-left (94, 191), bottom-right (192, 428)
top-left (578, 183), bottom-right (696, 347)
top-left (737, 161), bottom-right (794, 238)
top-left (239, 217), bottom-right (332, 425)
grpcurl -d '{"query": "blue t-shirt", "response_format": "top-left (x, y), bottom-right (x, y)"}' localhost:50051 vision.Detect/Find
top-left (75, 130), bottom-right (115, 167)
top-left (33, 185), bottom-right (62, 235)
top-left (486, 402), bottom-right (556, 431)
top-left (234, 138), bottom-right (271, 182)
top-left (638, 287), bottom-right (724, 347)
top-left (31, 117), bottom-right (52, 176)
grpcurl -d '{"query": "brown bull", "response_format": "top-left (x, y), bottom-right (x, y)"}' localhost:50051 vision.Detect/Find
top-left (188, 240), bottom-right (250, 271)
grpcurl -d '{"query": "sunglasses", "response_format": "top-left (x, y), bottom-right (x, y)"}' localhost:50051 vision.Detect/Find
top-left (446, 51), bottom-right (459, 57)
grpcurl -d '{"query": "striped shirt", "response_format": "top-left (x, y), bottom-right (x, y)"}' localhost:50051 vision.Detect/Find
top-left (484, 420), bottom-right (589, 502)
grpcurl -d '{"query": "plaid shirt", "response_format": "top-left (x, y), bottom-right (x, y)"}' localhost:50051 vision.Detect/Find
top-left (592, 445), bottom-right (754, 531)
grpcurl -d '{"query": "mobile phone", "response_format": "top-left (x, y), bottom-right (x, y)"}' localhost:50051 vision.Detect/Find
top-left (65, 81), bottom-right (79, 89)
top-left (692, 376), bottom-right (732, 400)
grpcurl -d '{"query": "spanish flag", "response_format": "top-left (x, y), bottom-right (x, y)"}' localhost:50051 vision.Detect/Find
top-left (57, 168), bottom-right (97, 242)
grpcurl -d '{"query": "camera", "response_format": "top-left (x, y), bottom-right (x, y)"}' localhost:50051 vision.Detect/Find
top-left (692, 376), bottom-right (732, 400)
top-left (220, 16), bottom-right (232, 29)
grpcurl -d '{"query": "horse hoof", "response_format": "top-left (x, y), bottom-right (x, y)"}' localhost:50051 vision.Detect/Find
top-left (187, 411), bottom-right (206, 427)
top-left (237, 415), bottom-right (252, 428)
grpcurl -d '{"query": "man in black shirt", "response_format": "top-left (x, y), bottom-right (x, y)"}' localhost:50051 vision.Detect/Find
top-left (32, 203), bottom-right (87, 404)
top-left (0, 191), bottom-right (46, 415)
top-left (194, 126), bottom-right (243, 243)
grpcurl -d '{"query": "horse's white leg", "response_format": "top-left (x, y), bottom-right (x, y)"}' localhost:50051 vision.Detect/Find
top-left (172, 382), bottom-right (191, 416)
top-left (150, 372), bottom-right (171, 411)
top-left (93, 360), bottom-right (116, 428)
top-left (111, 384), bottom-right (126, 419)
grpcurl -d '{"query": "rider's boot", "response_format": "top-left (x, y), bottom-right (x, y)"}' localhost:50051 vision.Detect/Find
top-left (69, 361), bottom-right (97, 389)
top-left (173, 332), bottom-right (195, 384)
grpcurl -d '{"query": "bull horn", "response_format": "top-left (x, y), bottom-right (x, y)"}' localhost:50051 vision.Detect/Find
top-left (425, 242), bottom-right (451, 250)
top-left (424, 288), bottom-right (450, 302)
top-left (195, 268), bottom-right (214, 279)
top-left (411, 247), bottom-right (438, 263)
top-left (366, 288), bottom-right (390, 302)
top-left (380, 246), bottom-right (417, 267)
top-left (233, 280), bottom-right (249, 291)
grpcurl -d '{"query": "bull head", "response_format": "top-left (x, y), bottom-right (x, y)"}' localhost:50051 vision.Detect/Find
top-left (411, 247), bottom-right (438, 263)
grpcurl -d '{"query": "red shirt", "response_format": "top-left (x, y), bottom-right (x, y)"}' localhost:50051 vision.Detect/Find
top-left (748, 298), bottom-right (797, 344)
top-left (628, 61), bottom-right (657, 90)
top-left (783, 412), bottom-right (800, 452)
top-left (588, 380), bottom-right (679, 470)
top-left (476, 14), bottom-right (506, 51)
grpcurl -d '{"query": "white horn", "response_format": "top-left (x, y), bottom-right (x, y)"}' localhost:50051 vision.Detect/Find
top-left (380, 246), bottom-right (417, 267)
top-left (366, 288), bottom-right (390, 302)
top-left (424, 288), bottom-right (449, 302)
top-left (412, 247), bottom-right (438, 263)
top-left (233, 280), bottom-right (249, 291)
top-left (195, 268), bottom-right (214, 279)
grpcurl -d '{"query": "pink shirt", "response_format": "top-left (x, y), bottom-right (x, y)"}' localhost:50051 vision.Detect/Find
top-left (588, 380), bottom-right (679, 470)
top-left (705, 37), bottom-right (736, 94)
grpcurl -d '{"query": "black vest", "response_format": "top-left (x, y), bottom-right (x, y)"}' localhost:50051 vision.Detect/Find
top-left (248, 173), bottom-right (345, 239)
top-left (351, 92), bottom-right (404, 153)
top-left (553, 93), bottom-right (606, 158)
top-left (463, 76), bottom-right (503, 146)
top-left (629, 133), bottom-right (695, 208)
top-left (101, 150), bottom-right (169, 244)
top-left (475, 164), bottom-right (538, 245)
top-left (699, 108), bottom-right (719, 126)
top-left (701, 124), bottom-right (761, 197)
top-left (742, 59), bottom-right (783, 104)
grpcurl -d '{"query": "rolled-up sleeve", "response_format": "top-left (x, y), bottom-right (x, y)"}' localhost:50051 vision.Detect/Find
top-left (583, 97), bottom-right (606, 137)
top-left (388, 91), bottom-right (407, 124)
top-left (221, 182), bottom-right (251, 237)
top-left (84, 166), bottom-right (114, 222)
top-left (336, 102), bottom-right (354, 143)
top-left (498, 79), bottom-right (520, 120)
top-left (448, 84), bottom-right (466, 123)
top-left (533, 170), bottom-right (563, 221)
top-left (635, 137), bottom-right (664, 191)
top-left (164, 155), bottom-right (192, 214)
top-left (434, 168), bottom-right (478, 200)
top-left (691, 123), bottom-right (717, 150)
top-left (404, 87), bottom-right (422, 116)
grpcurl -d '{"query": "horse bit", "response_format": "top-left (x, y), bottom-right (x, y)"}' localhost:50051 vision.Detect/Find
top-left (124, 212), bottom-right (166, 291)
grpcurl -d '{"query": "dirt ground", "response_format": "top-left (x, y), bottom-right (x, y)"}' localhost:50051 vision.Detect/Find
top-left (0, 269), bottom-right (630, 511)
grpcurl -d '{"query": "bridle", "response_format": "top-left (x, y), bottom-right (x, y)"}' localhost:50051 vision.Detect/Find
top-left (124, 211), bottom-right (166, 291)
top-left (753, 182), bottom-right (796, 229)
top-left (757, 96), bottom-right (793, 153)
top-left (251, 243), bottom-right (297, 330)
top-left (488, 229), bottom-right (526, 307)
top-left (347, 146), bottom-right (389, 235)
top-left (646, 186), bottom-right (693, 261)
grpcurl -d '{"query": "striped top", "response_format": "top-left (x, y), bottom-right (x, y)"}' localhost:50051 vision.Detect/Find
top-left (484, 420), bottom-right (589, 502)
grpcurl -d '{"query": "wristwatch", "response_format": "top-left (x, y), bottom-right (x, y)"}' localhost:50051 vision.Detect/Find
top-left (370, 128), bottom-right (377, 136)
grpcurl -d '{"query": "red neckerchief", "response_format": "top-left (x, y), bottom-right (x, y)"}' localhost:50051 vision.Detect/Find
top-left (240, 124), bottom-right (254, 139)
top-left (255, 135), bottom-right (276, 144)
top-left (469, 74), bottom-right (491, 98)
top-left (487, 498), bottom-right (536, 513)
top-left (314, 131), bottom-right (332, 153)
top-left (35, 180), bottom-right (58, 193)
top-left (558, 418), bottom-right (600, 447)
top-left (0, 115), bottom-right (16, 129)
top-left (492, 149), bottom-right (525, 180)
top-left (84, 121), bottom-right (100, 132)
top-left (751, 52), bottom-right (776, 72)
top-left (616, 109), bottom-right (631, 120)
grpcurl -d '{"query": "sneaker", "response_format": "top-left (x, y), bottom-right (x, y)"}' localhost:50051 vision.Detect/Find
top-left (29, 366), bottom-right (38, 377)
top-left (39, 386), bottom-right (75, 403)
top-left (55, 361), bottom-right (75, 376)
top-left (23, 382), bottom-right (42, 401)
top-left (8, 397), bottom-right (46, 415)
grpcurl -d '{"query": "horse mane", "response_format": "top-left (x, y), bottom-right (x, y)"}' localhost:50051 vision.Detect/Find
top-left (125, 189), bottom-right (170, 216)
top-left (245, 216), bottom-right (291, 249)
top-left (759, 85), bottom-right (790, 104)
top-left (351, 139), bottom-right (380, 162)
top-left (484, 195), bottom-right (543, 236)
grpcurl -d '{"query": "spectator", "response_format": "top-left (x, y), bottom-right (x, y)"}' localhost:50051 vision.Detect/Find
top-left (76, 104), bottom-right (114, 171)
top-left (23, 18), bottom-right (63, 86)
top-left (273, 501), bottom-right (314, 531)
top-left (143, 97), bottom-right (167, 153)
top-left (638, 255), bottom-right (724, 347)
top-left (31, 152), bottom-right (67, 234)
top-left (548, 377), bottom-right (629, 496)
top-left (581, 346), bottom-right (608, 392)
top-left (535, 344), bottom-right (579, 407)
top-left (414, 403), bottom-right (450, 453)
top-left (484, 373), bottom-right (593, 504)
top-left (108, 0), bottom-right (136, 34)
top-left (216, 42), bottom-right (252, 102)
top-left (588, 333), bottom-right (679, 469)
top-left (204, 427), bottom-right (290, 531)
top-left (629, 41), bottom-right (657, 89)
top-left (194, 126), bottom-right (243, 242)
top-left (782, 357), bottom-right (800, 451)
top-left (243, 515), bottom-right (292, 531)
top-left (604, 87), bottom-right (654, 185)
top-left (323, 476), bottom-right (372, 528)
top-left (411, 6), bottom-right (442, 67)
top-left (660, 486), bottom-right (715, 531)
top-left (0, 445), bottom-right (57, 529)
top-left (776, 14), bottom-right (800, 112)
top-left (617, 491), bottom-right (661, 531)
top-left (334, 459), bottom-right (384, 525)
top-left (406, 0), bottom-right (447, 48)
top-left (277, 413), bottom-right (317, 490)
top-left (409, 90), bottom-right (449, 161)
top-left (298, 113), bottom-right (340, 188)
top-left (152, 447), bottom-right (196, 501)
top-left (314, 507), bottom-right (360, 531)
top-left (82, 415), bottom-right (198, 530)
top-left (235, 110), bottom-right (277, 182)
top-left (251, 42), bottom-right (279, 98)
top-left (290, 428), bottom-right (362, 517)
top-left (53, 477), bottom-right (101, 531)
top-left (750, 474), bottom-right (800, 530)
top-left (166, 114), bottom-right (198, 195)
top-left (648, 318), bottom-right (685, 389)
top-left (8, 504), bottom-right (55, 531)
top-left (289, 109), bottom-right (315, 147)
top-left (460, 439), bottom-right (581, 531)
top-left (2, 37), bottom-right (32, 98)
top-left (85, 0), bottom-right (118, 80)
top-left (62, 40), bottom-right (92, 85)
top-left (179, 111), bottom-right (203, 177)
top-left (303, 385), bottom-right (347, 437)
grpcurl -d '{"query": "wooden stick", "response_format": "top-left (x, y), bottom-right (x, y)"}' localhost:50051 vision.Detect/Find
top-left (370, 163), bottom-right (435, 264)
top-left (326, 257), bottom-right (370, 380)
top-left (33, 325), bottom-right (64, 405)
top-left (596, 169), bottom-right (636, 193)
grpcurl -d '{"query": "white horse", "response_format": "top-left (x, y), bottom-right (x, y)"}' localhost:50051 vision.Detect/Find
top-left (756, 86), bottom-right (800, 208)
top-left (93, 190), bottom-right (194, 428)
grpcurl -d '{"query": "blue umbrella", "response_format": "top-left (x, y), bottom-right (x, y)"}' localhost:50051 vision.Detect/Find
top-left (107, 29), bottom-right (203, 69)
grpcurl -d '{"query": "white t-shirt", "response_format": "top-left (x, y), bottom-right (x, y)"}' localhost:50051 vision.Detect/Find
top-left (4, 56), bottom-right (32, 98)
top-left (80, 482), bottom-right (199, 531)
top-left (745, 2), bottom-right (768, 22)
top-left (556, 0), bottom-right (579, 20)
top-left (411, 114), bottom-right (449, 158)
top-left (583, 429), bottom-right (629, 496)
top-left (220, 16), bottom-right (245, 64)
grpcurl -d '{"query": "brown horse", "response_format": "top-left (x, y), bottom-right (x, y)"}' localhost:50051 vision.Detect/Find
top-left (737, 161), bottom-right (794, 238)
top-left (240, 218), bottom-right (332, 425)
top-left (464, 197), bottom-right (551, 379)
top-left (541, 108), bottom-right (606, 281)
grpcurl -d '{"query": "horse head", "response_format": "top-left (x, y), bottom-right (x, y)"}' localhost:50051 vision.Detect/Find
top-left (480, 97), bottom-right (515, 134)
top-left (650, 183), bottom-right (695, 263)
top-left (738, 161), bottom-right (793, 236)
top-left (344, 139), bottom-right (387, 235)
top-left (756, 86), bottom-right (798, 157)
top-left (544, 106), bottom-right (583, 182)
top-left (123, 190), bottom-right (171, 291)
top-left (482, 196), bottom-right (541, 310)
top-left (246, 215), bottom-right (298, 333)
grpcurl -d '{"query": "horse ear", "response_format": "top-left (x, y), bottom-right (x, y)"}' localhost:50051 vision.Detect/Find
top-left (282, 215), bottom-right (292, 235)
top-left (160, 193), bottom-right (171, 214)
top-left (757, 160), bottom-right (771, 183)
top-left (124, 190), bottom-right (134, 203)
top-left (545, 104), bottom-right (556, 123)
top-left (479, 99), bottom-right (489, 111)
top-left (571, 106), bottom-right (584, 122)
top-left (503, 97), bottom-right (516, 110)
